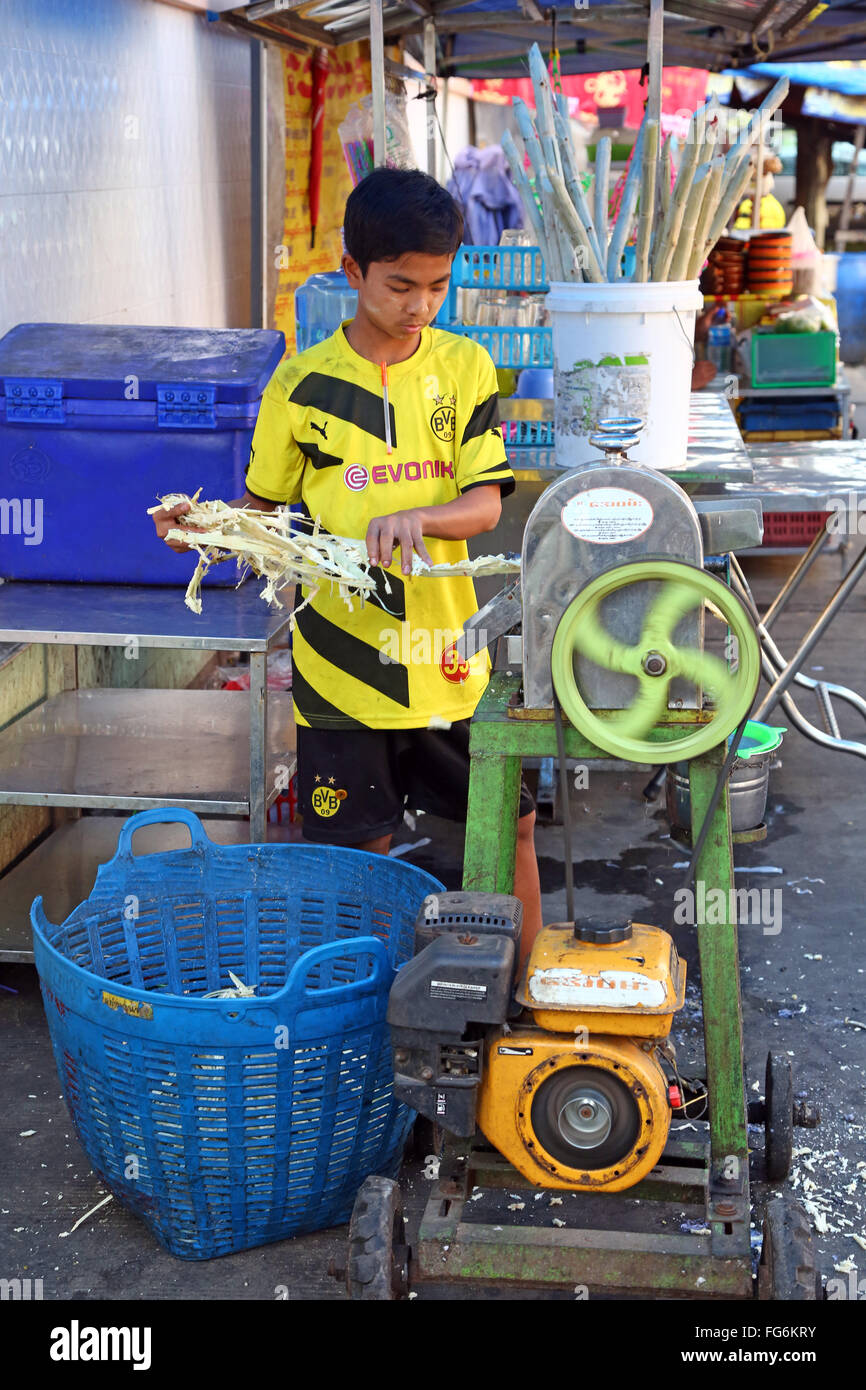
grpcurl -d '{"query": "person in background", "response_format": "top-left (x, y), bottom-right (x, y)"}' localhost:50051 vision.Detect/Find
top-left (734, 149), bottom-right (786, 230)
top-left (448, 144), bottom-right (524, 245)
top-left (691, 305), bottom-right (718, 390)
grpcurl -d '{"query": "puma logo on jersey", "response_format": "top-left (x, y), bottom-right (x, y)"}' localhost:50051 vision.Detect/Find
top-left (310, 420), bottom-right (328, 440)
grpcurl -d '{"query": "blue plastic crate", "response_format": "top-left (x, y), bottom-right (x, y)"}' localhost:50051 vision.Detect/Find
top-left (450, 324), bottom-right (553, 370)
top-left (31, 809), bottom-right (443, 1260)
top-left (502, 419), bottom-right (555, 447)
top-left (738, 398), bottom-right (839, 433)
top-left (502, 419), bottom-right (556, 469)
top-left (505, 445), bottom-right (557, 469)
top-left (0, 323), bottom-right (285, 585)
top-left (452, 246), bottom-right (548, 292)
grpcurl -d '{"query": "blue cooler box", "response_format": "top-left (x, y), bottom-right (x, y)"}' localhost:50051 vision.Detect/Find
top-left (0, 323), bottom-right (285, 584)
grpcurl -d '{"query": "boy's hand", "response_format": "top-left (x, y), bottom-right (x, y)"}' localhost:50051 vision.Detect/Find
top-left (152, 491), bottom-right (276, 554)
top-left (151, 499), bottom-right (204, 554)
top-left (366, 509), bottom-right (433, 575)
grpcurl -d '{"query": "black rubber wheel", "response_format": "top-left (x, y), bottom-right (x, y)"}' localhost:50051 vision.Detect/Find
top-left (346, 1176), bottom-right (409, 1301)
top-left (765, 1051), bottom-right (793, 1182)
top-left (756, 1196), bottom-right (818, 1300)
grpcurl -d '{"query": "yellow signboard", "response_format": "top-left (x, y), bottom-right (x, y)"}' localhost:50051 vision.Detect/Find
top-left (274, 43), bottom-right (371, 353)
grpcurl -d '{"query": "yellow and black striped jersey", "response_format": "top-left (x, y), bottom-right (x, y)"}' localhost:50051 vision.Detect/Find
top-left (245, 322), bottom-right (514, 730)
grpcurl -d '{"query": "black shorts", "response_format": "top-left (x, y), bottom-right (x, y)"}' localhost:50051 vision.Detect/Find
top-left (296, 719), bottom-right (536, 845)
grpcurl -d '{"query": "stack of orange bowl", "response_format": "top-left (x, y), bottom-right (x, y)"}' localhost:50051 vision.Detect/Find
top-left (746, 230), bottom-right (793, 298)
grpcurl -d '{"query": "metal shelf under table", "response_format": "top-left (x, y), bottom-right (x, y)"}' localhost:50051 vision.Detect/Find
top-left (0, 688), bottom-right (294, 812)
top-left (0, 580), bottom-right (294, 840)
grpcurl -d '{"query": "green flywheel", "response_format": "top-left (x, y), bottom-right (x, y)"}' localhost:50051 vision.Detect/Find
top-left (550, 560), bottom-right (761, 762)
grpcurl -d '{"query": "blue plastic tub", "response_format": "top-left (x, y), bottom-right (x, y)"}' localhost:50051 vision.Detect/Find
top-left (835, 252), bottom-right (866, 366)
top-left (31, 809), bottom-right (442, 1260)
top-left (0, 324), bottom-right (285, 584)
top-left (294, 271), bottom-right (358, 351)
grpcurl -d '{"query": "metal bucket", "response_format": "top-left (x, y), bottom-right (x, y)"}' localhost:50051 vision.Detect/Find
top-left (666, 722), bottom-right (785, 835)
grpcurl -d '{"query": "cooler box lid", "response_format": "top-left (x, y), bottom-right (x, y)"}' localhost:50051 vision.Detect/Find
top-left (0, 324), bottom-right (285, 405)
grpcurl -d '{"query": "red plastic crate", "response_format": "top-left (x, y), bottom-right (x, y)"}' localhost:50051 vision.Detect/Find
top-left (761, 511), bottom-right (830, 547)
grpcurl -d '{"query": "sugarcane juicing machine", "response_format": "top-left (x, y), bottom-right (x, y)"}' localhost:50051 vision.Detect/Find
top-left (342, 423), bottom-right (819, 1300)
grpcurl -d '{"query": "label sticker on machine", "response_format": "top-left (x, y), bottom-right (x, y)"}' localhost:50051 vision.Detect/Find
top-left (561, 488), bottom-right (653, 545)
top-left (429, 979), bottom-right (488, 1001)
top-left (528, 968), bottom-right (666, 1008)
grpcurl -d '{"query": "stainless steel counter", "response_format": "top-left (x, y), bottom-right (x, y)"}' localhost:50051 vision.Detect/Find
top-left (690, 441), bottom-right (866, 512)
top-left (0, 580), bottom-right (291, 650)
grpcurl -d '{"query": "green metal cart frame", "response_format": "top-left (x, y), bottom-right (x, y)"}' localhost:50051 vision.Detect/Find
top-left (411, 671), bottom-right (753, 1298)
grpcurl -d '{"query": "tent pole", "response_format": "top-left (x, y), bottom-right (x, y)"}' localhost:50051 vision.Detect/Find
top-left (370, 0), bottom-right (387, 167)
top-left (837, 123), bottom-right (865, 247)
top-left (424, 19), bottom-right (437, 179)
top-left (250, 38), bottom-right (265, 328)
top-left (647, 0), bottom-right (663, 126)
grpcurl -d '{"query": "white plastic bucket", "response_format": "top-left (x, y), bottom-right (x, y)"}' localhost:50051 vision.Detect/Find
top-left (547, 279), bottom-right (705, 469)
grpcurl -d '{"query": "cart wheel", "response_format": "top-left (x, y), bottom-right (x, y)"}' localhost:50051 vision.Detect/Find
top-left (550, 560), bottom-right (760, 763)
top-left (765, 1051), bottom-right (793, 1181)
top-left (346, 1176), bottom-right (409, 1301)
top-left (756, 1196), bottom-right (818, 1300)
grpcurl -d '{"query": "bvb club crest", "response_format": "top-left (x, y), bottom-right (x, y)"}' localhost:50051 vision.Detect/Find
top-left (431, 393), bottom-right (457, 443)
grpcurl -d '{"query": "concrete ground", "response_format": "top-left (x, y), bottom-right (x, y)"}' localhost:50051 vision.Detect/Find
top-left (2, 536), bottom-right (865, 1302)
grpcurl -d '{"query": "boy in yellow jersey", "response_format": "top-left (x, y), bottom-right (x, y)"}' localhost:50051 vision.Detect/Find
top-left (154, 168), bottom-right (542, 961)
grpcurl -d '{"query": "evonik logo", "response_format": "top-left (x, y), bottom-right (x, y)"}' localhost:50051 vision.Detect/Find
top-left (343, 460), bottom-right (454, 491)
top-left (50, 1320), bottom-right (152, 1371)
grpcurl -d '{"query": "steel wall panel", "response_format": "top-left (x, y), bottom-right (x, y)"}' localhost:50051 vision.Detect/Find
top-left (0, 0), bottom-right (252, 333)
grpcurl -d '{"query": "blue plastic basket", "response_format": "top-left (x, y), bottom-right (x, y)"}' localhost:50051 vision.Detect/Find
top-left (452, 246), bottom-right (548, 292)
top-left (31, 809), bottom-right (443, 1260)
top-left (502, 418), bottom-right (557, 469)
top-left (450, 324), bottom-right (553, 369)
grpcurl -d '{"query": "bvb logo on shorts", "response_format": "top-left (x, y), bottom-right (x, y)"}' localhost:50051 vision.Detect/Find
top-left (311, 785), bottom-right (348, 817)
top-left (430, 393), bottom-right (457, 443)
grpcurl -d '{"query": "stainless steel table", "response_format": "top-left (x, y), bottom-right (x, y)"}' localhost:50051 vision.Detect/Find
top-left (0, 580), bottom-right (296, 960)
top-left (693, 442), bottom-right (866, 762)
top-left (480, 394), bottom-right (756, 603)
top-left (499, 391), bottom-right (755, 485)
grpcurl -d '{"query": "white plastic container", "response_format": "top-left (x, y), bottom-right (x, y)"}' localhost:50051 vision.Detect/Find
top-left (547, 279), bottom-right (705, 469)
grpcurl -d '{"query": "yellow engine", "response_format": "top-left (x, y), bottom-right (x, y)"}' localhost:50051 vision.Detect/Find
top-left (477, 918), bottom-right (686, 1192)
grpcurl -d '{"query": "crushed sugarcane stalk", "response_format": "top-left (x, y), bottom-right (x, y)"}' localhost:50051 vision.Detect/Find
top-left (149, 494), bottom-right (519, 617)
top-left (502, 49), bottom-right (788, 287)
top-left (633, 119), bottom-right (659, 283)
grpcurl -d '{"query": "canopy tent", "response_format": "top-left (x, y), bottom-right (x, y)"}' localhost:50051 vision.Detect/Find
top-left (722, 60), bottom-right (866, 127)
top-left (726, 62), bottom-right (866, 98)
top-left (220, 2), bottom-right (866, 74)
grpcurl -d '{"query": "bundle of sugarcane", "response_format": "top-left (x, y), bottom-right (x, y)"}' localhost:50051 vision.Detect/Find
top-left (149, 494), bottom-right (519, 617)
top-left (504, 44), bottom-right (789, 285)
